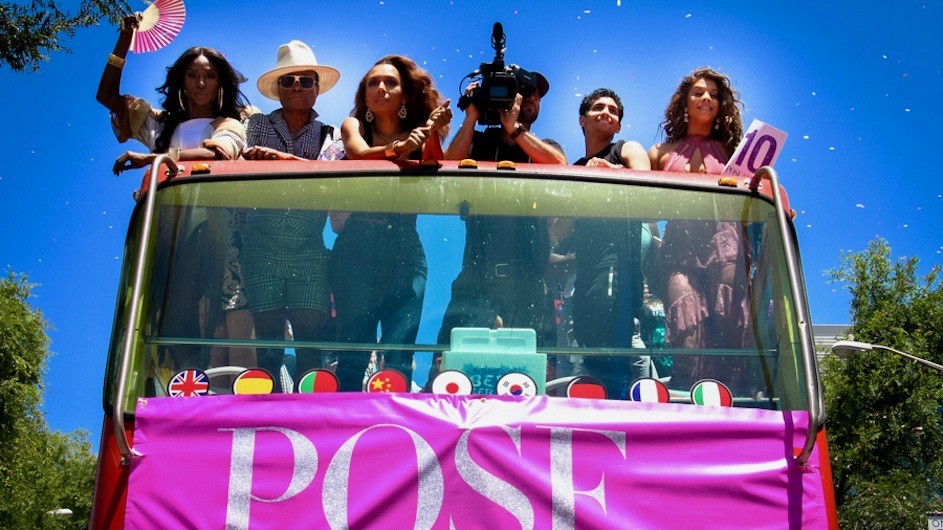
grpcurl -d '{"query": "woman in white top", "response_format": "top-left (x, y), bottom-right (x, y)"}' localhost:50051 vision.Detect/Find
top-left (97, 16), bottom-right (250, 174)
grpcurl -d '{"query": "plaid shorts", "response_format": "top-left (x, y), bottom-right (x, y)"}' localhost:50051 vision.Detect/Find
top-left (241, 210), bottom-right (330, 313)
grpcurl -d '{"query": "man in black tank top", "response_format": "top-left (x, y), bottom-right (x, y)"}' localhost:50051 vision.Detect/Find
top-left (570, 89), bottom-right (654, 397)
top-left (430, 67), bottom-right (565, 386)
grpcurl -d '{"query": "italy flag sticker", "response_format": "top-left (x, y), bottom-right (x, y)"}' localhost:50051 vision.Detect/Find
top-left (628, 378), bottom-right (669, 403)
top-left (690, 379), bottom-right (734, 407)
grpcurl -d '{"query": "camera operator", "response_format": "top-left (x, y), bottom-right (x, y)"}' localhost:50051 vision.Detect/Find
top-left (443, 68), bottom-right (565, 164)
top-left (431, 67), bottom-right (564, 389)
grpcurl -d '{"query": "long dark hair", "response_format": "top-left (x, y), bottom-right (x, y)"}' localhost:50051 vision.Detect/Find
top-left (352, 54), bottom-right (448, 138)
top-left (154, 47), bottom-right (249, 153)
top-left (660, 67), bottom-right (743, 154)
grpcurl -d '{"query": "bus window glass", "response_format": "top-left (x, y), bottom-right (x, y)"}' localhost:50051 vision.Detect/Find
top-left (105, 174), bottom-right (806, 411)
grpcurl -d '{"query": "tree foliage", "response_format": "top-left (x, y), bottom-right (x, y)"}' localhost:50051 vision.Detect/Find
top-left (0, 0), bottom-right (130, 72)
top-left (823, 237), bottom-right (943, 529)
top-left (0, 271), bottom-right (98, 529)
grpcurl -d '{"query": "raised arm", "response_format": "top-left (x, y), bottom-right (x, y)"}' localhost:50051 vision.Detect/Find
top-left (501, 94), bottom-right (566, 165)
top-left (96, 16), bottom-right (138, 114)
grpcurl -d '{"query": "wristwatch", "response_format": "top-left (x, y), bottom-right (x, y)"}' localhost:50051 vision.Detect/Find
top-left (509, 123), bottom-right (525, 141)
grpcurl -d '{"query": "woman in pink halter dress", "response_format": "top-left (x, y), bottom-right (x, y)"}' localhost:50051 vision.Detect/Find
top-left (649, 68), bottom-right (755, 394)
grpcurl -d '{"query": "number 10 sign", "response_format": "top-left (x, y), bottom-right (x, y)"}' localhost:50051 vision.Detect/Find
top-left (722, 119), bottom-right (788, 177)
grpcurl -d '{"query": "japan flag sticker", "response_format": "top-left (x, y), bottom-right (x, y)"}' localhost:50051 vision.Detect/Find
top-left (432, 370), bottom-right (473, 395)
top-left (496, 373), bottom-right (537, 397)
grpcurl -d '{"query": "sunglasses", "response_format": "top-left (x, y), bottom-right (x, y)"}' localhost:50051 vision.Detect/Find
top-left (278, 74), bottom-right (318, 90)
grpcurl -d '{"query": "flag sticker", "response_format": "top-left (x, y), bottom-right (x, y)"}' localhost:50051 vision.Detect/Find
top-left (432, 370), bottom-right (473, 395)
top-left (296, 370), bottom-right (339, 393)
top-left (496, 373), bottom-right (537, 397)
top-left (566, 376), bottom-right (607, 399)
top-left (366, 369), bottom-right (409, 393)
top-left (629, 378), bottom-right (669, 403)
top-left (232, 368), bottom-right (274, 395)
top-left (690, 379), bottom-right (733, 407)
top-left (167, 369), bottom-right (209, 397)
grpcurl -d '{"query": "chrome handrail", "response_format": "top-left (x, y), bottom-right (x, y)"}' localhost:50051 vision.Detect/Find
top-left (112, 157), bottom-right (179, 465)
top-left (750, 166), bottom-right (823, 465)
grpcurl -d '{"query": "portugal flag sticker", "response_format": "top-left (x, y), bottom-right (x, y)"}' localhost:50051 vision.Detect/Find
top-left (629, 378), bottom-right (669, 403)
top-left (366, 369), bottom-right (409, 393)
top-left (232, 368), bottom-right (274, 395)
top-left (496, 373), bottom-right (537, 397)
top-left (167, 369), bottom-right (209, 397)
top-left (296, 370), bottom-right (339, 393)
top-left (566, 376), bottom-right (607, 399)
top-left (431, 370), bottom-right (473, 395)
top-left (690, 379), bottom-right (733, 407)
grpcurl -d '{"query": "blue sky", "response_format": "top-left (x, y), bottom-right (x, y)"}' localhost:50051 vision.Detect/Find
top-left (1, 0), bottom-right (940, 448)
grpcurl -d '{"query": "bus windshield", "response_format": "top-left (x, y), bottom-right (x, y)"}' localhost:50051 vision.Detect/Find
top-left (105, 169), bottom-right (807, 411)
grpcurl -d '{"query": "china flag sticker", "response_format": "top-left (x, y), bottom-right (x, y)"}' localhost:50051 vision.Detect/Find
top-left (296, 369), bottom-right (339, 393)
top-left (566, 376), bottom-right (607, 399)
top-left (167, 369), bottom-right (209, 397)
top-left (496, 373), bottom-right (537, 397)
top-left (432, 370), bottom-right (473, 395)
top-left (690, 379), bottom-right (733, 407)
top-left (232, 368), bottom-right (274, 395)
top-left (366, 369), bottom-right (409, 393)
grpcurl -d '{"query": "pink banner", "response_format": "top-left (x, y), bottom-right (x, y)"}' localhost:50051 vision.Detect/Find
top-left (125, 394), bottom-right (830, 529)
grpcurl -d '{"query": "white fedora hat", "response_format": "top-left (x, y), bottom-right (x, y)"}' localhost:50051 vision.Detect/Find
top-left (257, 40), bottom-right (340, 101)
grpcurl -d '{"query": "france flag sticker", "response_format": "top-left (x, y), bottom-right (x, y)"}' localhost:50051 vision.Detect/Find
top-left (629, 378), bottom-right (669, 403)
top-left (690, 379), bottom-right (734, 407)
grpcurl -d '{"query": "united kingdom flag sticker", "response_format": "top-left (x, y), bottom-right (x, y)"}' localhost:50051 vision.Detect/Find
top-left (167, 369), bottom-right (210, 397)
top-left (432, 370), bottom-right (473, 396)
top-left (496, 373), bottom-right (537, 397)
top-left (690, 379), bottom-right (734, 407)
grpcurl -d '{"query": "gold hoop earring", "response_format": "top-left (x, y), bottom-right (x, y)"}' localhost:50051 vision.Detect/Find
top-left (365, 108), bottom-right (374, 122)
top-left (218, 87), bottom-right (224, 112)
top-left (398, 103), bottom-right (407, 120)
top-left (178, 89), bottom-right (187, 110)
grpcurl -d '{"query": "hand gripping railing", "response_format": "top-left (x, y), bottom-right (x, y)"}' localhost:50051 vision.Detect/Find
top-left (750, 166), bottom-right (824, 465)
top-left (113, 156), bottom-right (179, 465)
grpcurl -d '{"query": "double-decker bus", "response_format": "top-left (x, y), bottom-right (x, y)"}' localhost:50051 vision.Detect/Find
top-left (91, 158), bottom-right (838, 528)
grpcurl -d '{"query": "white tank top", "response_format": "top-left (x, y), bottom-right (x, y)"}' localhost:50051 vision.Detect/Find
top-left (171, 118), bottom-right (215, 149)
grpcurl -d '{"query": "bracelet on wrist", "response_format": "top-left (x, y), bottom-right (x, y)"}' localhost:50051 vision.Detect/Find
top-left (106, 53), bottom-right (126, 69)
top-left (384, 142), bottom-right (399, 160)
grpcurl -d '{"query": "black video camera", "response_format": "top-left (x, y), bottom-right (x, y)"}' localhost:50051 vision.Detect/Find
top-left (458, 23), bottom-right (528, 126)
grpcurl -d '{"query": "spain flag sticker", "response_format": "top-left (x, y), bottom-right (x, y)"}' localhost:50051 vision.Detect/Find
top-left (496, 373), bottom-right (537, 397)
top-left (566, 376), bottom-right (607, 399)
top-left (366, 369), bottom-right (409, 393)
top-left (690, 379), bottom-right (733, 407)
top-left (431, 370), bottom-right (473, 395)
top-left (232, 368), bottom-right (274, 395)
top-left (629, 378), bottom-right (669, 403)
top-left (296, 369), bottom-right (339, 393)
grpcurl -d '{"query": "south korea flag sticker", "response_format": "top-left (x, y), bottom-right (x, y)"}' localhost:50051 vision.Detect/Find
top-left (496, 373), bottom-right (537, 397)
top-left (432, 370), bottom-right (473, 395)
